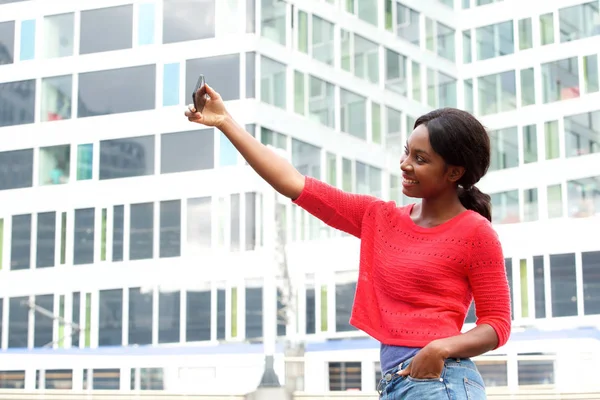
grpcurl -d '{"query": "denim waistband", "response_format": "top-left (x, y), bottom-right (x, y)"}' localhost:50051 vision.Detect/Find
top-left (382, 356), bottom-right (477, 377)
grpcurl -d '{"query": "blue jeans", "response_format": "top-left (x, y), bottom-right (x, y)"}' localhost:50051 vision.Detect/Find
top-left (377, 356), bottom-right (487, 399)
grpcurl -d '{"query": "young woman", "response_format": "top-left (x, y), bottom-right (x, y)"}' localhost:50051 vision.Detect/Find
top-left (185, 85), bottom-right (511, 400)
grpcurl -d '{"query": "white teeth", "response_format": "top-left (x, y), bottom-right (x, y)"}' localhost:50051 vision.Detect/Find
top-left (403, 178), bottom-right (418, 184)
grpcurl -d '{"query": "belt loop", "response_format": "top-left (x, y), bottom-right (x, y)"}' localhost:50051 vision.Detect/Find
top-left (456, 358), bottom-right (460, 363)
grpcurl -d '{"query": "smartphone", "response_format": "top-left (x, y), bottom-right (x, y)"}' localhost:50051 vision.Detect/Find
top-left (192, 74), bottom-right (208, 113)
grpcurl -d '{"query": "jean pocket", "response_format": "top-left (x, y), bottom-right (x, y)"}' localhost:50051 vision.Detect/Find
top-left (405, 366), bottom-right (445, 383)
top-left (464, 377), bottom-right (487, 400)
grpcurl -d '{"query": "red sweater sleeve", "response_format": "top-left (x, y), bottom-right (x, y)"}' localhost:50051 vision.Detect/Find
top-left (292, 176), bottom-right (380, 238)
top-left (467, 222), bottom-right (512, 349)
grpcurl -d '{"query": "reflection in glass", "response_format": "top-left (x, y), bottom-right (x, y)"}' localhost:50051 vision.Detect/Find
top-left (356, 162), bottom-right (382, 197)
top-left (582, 251), bottom-right (600, 315)
top-left (186, 289), bottom-right (211, 341)
top-left (99, 135), bottom-right (155, 180)
top-left (520, 68), bottom-right (535, 106)
top-left (489, 127), bottom-right (518, 171)
top-left (541, 57), bottom-right (579, 103)
top-left (0, 21), bottom-right (15, 65)
top-left (0, 80), bottom-right (36, 127)
top-left (523, 188), bottom-right (538, 222)
top-left (308, 76), bottom-right (335, 128)
top-left (42, 13), bottom-right (74, 59)
top-left (353, 34), bottom-right (379, 84)
top-left (41, 75), bottom-right (72, 121)
top-left (476, 21), bottom-right (513, 61)
top-left (79, 5), bottom-right (133, 54)
top-left (78, 65), bottom-right (156, 118)
top-left (312, 16), bottom-right (334, 66)
top-left (186, 54), bottom-right (240, 102)
top-left (245, 281), bottom-right (263, 340)
top-left (8, 297), bottom-right (28, 348)
top-left (98, 289), bottom-right (123, 346)
top-left (547, 184), bottom-right (563, 218)
top-left (112, 205), bottom-right (125, 262)
top-left (138, 3), bottom-right (155, 46)
top-left (340, 89), bottom-right (367, 139)
top-left (163, 0), bottom-right (215, 44)
top-left (158, 291), bottom-right (180, 343)
top-left (11, 214), bottom-right (31, 271)
top-left (261, 0), bottom-right (286, 45)
top-left (550, 253), bottom-right (577, 317)
top-left (491, 190), bottom-right (519, 224)
top-left (583, 54), bottom-right (599, 94)
top-left (260, 56), bottom-right (286, 109)
top-left (36, 212), bottom-right (56, 269)
top-left (33, 295), bottom-right (53, 347)
top-left (292, 139), bottom-right (321, 178)
top-left (163, 63), bottom-right (180, 107)
top-left (161, 129), bottom-right (214, 173)
top-left (567, 175), bottom-right (600, 218)
top-left (130, 203), bottom-right (154, 261)
top-left (396, 4), bottom-right (420, 45)
top-left (565, 110), bottom-right (600, 158)
top-left (74, 208), bottom-right (94, 265)
top-left (0, 149), bottom-right (33, 191)
top-left (522, 124), bottom-right (537, 164)
top-left (438, 72), bottom-right (457, 108)
top-left (437, 22), bottom-right (455, 61)
top-left (20, 20), bottom-right (36, 61)
top-left (77, 144), bottom-right (93, 181)
top-left (159, 200), bottom-right (181, 258)
top-left (385, 49), bottom-right (407, 96)
top-left (477, 71), bottom-right (516, 115)
top-left (559, 2), bottom-right (600, 43)
top-left (129, 288), bottom-right (153, 345)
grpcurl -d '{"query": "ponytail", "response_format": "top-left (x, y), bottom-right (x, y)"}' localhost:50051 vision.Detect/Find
top-left (458, 185), bottom-right (492, 222)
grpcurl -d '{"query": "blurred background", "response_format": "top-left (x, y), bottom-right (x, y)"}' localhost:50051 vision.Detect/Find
top-left (0, 0), bottom-right (599, 398)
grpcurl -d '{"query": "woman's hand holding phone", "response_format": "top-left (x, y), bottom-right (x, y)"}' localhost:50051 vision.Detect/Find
top-left (185, 84), bottom-right (229, 129)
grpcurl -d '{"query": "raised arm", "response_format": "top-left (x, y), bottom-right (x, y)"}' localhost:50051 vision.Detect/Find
top-left (185, 84), bottom-right (381, 237)
top-left (185, 84), bottom-right (304, 199)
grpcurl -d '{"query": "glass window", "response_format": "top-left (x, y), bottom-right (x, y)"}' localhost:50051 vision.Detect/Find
top-left (292, 139), bottom-right (321, 178)
top-left (73, 208), bottom-right (94, 265)
top-left (437, 22), bottom-right (455, 61)
top-left (583, 54), bottom-right (599, 94)
top-left (39, 145), bottom-right (70, 186)
top-left (540, 13), bottom-right (554, 46)
top-left (130, 203), bottom-right (154, 260)
top-left (163, 63), bottom-right (180, 107)
top-left (246, 52), bottom-right (256, 98)
top-left (19, 19), bottom-right (35, 61)
top-left (477, 70), bottom-right (516, 116)
top-left (36, 212), bottom-right (56, 269)
top-left (564, 110), bottom-right (600, 158)
top-left (76, 144), bottom-right (93, 180)
top-left (356, 162), bottom-right (382, 197)
top-left (308, 76), bottom-right (335, 129)
top-left (541, 57), bottom-right (579, 103)
top-left (294, 71), bottom-right (305, 115)
top-left (129, 288), bottom-right (153, 345)
top-left (547, 184), bottom-right (563, 218)
top-left (325, 152), bottom-right (337, 186)
top-left (78, 65), bottom-right (156, 118)
top-left (522, 124), bottom-right (537, 164)
top-left (412, 61), bottom-right (421, 101)
top-left (138, 3), bottom-right (155, 46)
top-left (41, 75), bottom-right (72, 121)
top-left (582, 251), bottom-right (600, 315)
top-left (396, 3), bottom-right (420, 45)
top-left (158, 290), bottom-right (180, 344)
top-left (520, 68), bottom-right (535, 107)
top-left (352, 34), bottom-right (379, 84)
top-left (385, 49), bottom-right (407, 96)
top-left (260, 56), bottom-right (286, 109)
top-left (0, 149), bottom-right (33, 191)
top-left (186, 54), bottom-right (240, 102)
top-left (489, 127), bottom-right (518, 171)
top-left (567, 175), bottom-right (599, 218)
top-left (329, 362), bottom-right (362, 391)
top-left (0, 80), bottom-right (36, 127)
top-left (99, 135), bottom-right (155, 180)
top-left (220, 132), bottom-right (237, 166)
top-left (163, 0), bottom-right (215, 44)
top-left (297, 10), bottom-right (308, 53)
top-left (491, 190), bottom-right (519, 224)
top-left (559, 2), bottom-right (600, 43)
top-left (186, 288), bottom-right (211, 341)
top-left (33, 295), bottom-right (53, 348)
top-left (42, 13), bottom-right (74, 59)
top-left (98, 289), bottom-right (123, 346)
top-left (544, 120), bottom-right (560, 160)
top-left (550, 253), bottom-right (577, 317)
top-left (346, 0), bottom-right (377, 26)
top-left (245, 192), bottom-right (257, 251)
top-left (462, 30), bottom-right (472, 63)
top-left (261, 127), bottom-right (287, 150)
top-left (246, 0), bottom-right (256, 33)
top-left (261, 0), bottom-right (286, 45)
top-left (112, 205), bottom-right (124, 262)
top-left (523, 188), bottom-right (538, 222)
top-left (518, 18), bottom-right (532, 50)
top-left (245, 282), bottom-right (263, 339)
top-left (187, 197), bottom-right (212, 253)
top-left (371, 102), bottom-right (382, 144)
top-left (79, 5), bottom-right (133, 54)
top-left (340, 90), bottom-right (367, 140)
top-left (8, 297), bottom-right (28, 348)
top-left (161, 129), bottom-right (214, 173)
top-left (11, 214), bottom-right (31, 270)
top-left (386, 106), bottom-right (402, 151)
top-left (312, 16), bottom-right (334, 66)
top-left (533, 256), bottom-right (546, 318)
top-left (463, 79), bottom-right (473, 113)
top-left (476, 21), bottom-right (513, 61)
top-left (335, 280), bottom-right (357, 332)
top-left (0, 21), bottom-right (15, 64)
top-left (438, 72), bottom-right (457, 108)
top-left (160, 200), bottom-right (180, 258)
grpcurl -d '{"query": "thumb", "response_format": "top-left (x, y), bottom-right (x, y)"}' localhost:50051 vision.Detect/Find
top-left (205, 84), bottom-right (220, 100)
top-left (398, 366), bottom-right (410, 377)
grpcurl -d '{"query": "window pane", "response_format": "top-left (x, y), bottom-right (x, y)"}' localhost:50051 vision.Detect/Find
top-left (547, 184), bottom-right (563, 218)
top-left (161, 129), bottom-right (214, 173)
top-left (162, 63), bottom-right (180, 107)
top-left (246, 0), bottom-right (256, 33)
top-left (297, 11), bottom-right (308, 53)
top-left (437, 22), bottom-right (455, 61)
top-left (186, 54), bottom-right (240, 102)
top-left (520, 68), bottom-right (534, 106)
top-left (245, 284), bottom-right (263, 340)
top-left (42, 13), bottom-right (74, 59)
top-left (438, 72), bottom-right (457, 108)
top-left (245, 193), bottom-right (256, 251)
top-left (79, 5), bottom-right (133, 54)
top-left (76, 144), bottom-right (93, 181)
top-left (138, 3), bottom-right (155, 46)
top-left (130, 203), bottom-right (154, 260)
top-left (74, 208), bottom-right (94, 265)
top-left (567, 175), bottom-right (599, 218)
top-left (544, 120), bottom-right (560, 160)
top-left (559, 2), bottom-right (600, 43)
top-left (518, 18), bottom-right (533, 50)
top-left (39, 145), bottom-right (70, 185)
top-left (541, 57), bottom-right (579, 103)
top-left (98, 289), bottom-right (123, 346)
top-left (41, 75), bottom-right (72, 122)
top-left (340, 89), bottom-right (366, 139)
top-left (533, 256), bottom-right (546, 318)
top-left (159, 200), bottom-right (181, 258)
top-left (163, 0), bottom-right (215, 44)
top-left (371, 102), bottom-right (381, 144)
top-left (0, 21), bottom-right (15, 64)
top-left (522, 124), bottom-right (537, 164)
top-left (19, 19), bottom-right (35, 61)
top-left (0, 80), bottom-right (36, 127)
top-left (33, 295), bottom-right (53, 347)
top-left (583, 54), bottom-right (599, 94)
top-left (99, 135), bottom-right (155, 180)
top-left (129, 288), bottom-right (152, 345)
top-left (582, 251), bottom-right (600, 315)
top-left (230, 194), bottom-right (241, 251)
top-left (294, 71), bottom-right (305, 115)
top-left (385, 49), bottom-right (407, 95)
top-left (564, 110), bottom-right (600, 158)
top-left (490, 190), bottom-right (519, 224)
top-left (36, 212), bottom-right (56, 269)
top-left (396, 4), bottom-right (420, 45)
top-left (292, 139), bottom-right (321, 178)
top-left (523, 188), bottom-right (538, 222)
top-left (11, 214), bottom-right (31, 271)
top-left (261, 0), bottom-right (286, 45)
top-left (308, 76), bottom-right (335, 128)
top-left (187, 197), bottom-right (212, 252)
top-left (186, 290), bottom-right (211, 341)
top-left (489, 127), bottom-right (518, 171)
top-left (476, 21), bottom-right (513, 61)
top-left (0, 149), bottom-right (33, 191)
top-left (462, 30), bottom-right (472, 63)
top-left (112, 205), bottom-right (125, 262)
top-left (260, 56), bottom-right (286, 109)
top-left (158, 291), bottom-right (180, 344)
top-left (8, 297), bottom-right (28, 348)
top-left (312, 16), bottom-right (334, 66)
top-left (220, 132), bottom-right (237, 167)
top-left (335, 281), bottom-right (357, 332)
top-left (246, 52), bottom-right (256, 98)
top-left (540, 13), bottom-right (554, 45)
top-left (477, 71), bottom-right (516, 115)
top-left (78, 65), bottom-right (156, 117)
top-left (354, 34), bottom-right (379, 84)
top-left (329, 362), bottom-right (362, 391)
top-left (550, 253), bottom-right (577, 317)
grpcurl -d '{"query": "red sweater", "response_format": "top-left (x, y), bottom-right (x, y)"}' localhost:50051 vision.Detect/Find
top-left (293, 177), bottom-right (512, 349)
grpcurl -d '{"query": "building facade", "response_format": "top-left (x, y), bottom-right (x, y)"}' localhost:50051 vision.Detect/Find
top-left (0, 0), bottom-right (599, 395)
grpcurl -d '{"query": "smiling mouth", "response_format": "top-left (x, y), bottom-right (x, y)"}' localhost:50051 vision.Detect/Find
top-left (403, 178), bottom-right (419, 185)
